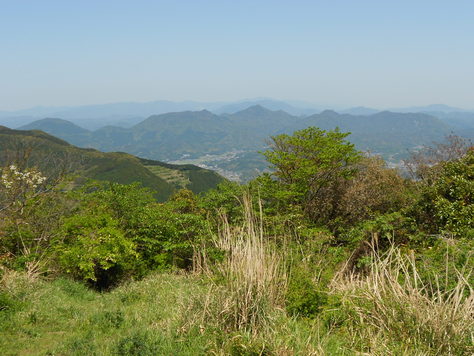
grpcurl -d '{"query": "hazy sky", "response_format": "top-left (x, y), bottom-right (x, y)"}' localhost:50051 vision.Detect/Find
top-left (1, 0), bottom-right (473, 111)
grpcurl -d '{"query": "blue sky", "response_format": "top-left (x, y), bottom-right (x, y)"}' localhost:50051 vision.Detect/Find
top-left (1, 0), bottom-right (473, 110)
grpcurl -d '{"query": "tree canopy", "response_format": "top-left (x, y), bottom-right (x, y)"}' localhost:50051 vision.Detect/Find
top-left (263, 126), bottom-right (361, 223)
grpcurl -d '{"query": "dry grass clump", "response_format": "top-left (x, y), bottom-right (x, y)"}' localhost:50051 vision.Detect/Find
top-left (205, 194), bottom-right (287, 334)
top-left (332, 247), bottom-right (474, 355)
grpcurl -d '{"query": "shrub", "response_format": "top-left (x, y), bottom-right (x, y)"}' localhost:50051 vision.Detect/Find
top-left (0, 165), bottom-right (69, 275)
top-left (286, 266), bottom-right (327, 318)
top-left (417, 237), bottom-right (474, 296)
top-left (56, 212), bottom-right (136, 288)
top-left (337, 156), bottom-right (412, 226)
top-left (410, 149), bottom-right (474, 237)
top-left (263, 126), bottom-right (361, 225)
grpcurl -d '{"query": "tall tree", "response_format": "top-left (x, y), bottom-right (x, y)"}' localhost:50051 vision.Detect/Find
top-left (263, 126), bottom-right (360, 223)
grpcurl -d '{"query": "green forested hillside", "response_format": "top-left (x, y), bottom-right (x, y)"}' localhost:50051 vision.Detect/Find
top-left (0, 126), bottom-right (224, 200)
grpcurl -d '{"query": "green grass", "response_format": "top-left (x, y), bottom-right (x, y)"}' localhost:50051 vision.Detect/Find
top-left (0, 270), bottom-right (356, 356)
top-left (141, 158), bottom-right (226, 195)
top-left (0, 272), bottom-right (210, 355)
top-left (1, 264), bottom-right (472, 355)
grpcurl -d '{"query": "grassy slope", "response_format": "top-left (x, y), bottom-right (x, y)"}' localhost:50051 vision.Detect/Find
top-left (139, 158), bottom-right (225, 195)
top-left (0, 273), bottom-right (208, 355)
top-left (0, 272), bottom-right (349, 356)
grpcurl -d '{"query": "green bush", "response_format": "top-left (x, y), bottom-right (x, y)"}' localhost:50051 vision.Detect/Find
top-left (410, 150), bottom-right (474, 237)
top-left (57, 212), bottom-right (136, 288)
top-left (286, 266), bottom-right (327, 318)
top-left (227, 333), bottom-right (273, 356)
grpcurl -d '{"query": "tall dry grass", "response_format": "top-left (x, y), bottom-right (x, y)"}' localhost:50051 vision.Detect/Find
top-left (205, 194), bottom-right (287, 334)
top-left (332, 246), bottom-right (474, 355)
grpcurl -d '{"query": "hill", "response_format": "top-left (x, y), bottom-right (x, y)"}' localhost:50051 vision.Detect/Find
top-left (20, 118), bottom-right (92, 147)
top-left (0, 127), bottom-right (224, 200)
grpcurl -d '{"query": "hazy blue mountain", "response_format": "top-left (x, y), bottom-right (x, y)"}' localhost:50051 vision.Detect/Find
top-left (339, 106), bottom-right (380, 115)
top-left (426, 111), bottom-right (474, 129)
top-left (0, 101), bottom-right (218, 130)
top-left (0, 116), bottom-right (44, 129)
top-left (3, 100), bottom-right (472, 129)
top-left (113, 109), bottom-right (258, 163)
top-left (214, 99), bottom-right (319, 116)
top-left (424, 111), bottom-right (474, 141)
top-left (1, 99), bottom-right (316, 129)
top-left (391, 104), bottom-right (472, 113)
top-left (19, 118), bottom-right (92, 146)
top-left (0, 101), bottom-right (209, 119)
top-left (91, 125), bottom-right (135, 150)
top-left (285, 110), bottom-right (451, 160)
top-left (224, 105), bottom-right (301, 141)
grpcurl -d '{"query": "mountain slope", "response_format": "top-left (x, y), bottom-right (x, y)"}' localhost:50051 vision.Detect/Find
top-left (0, 127), bottom-right (224, 200)
top-left (286, 110), bottom-right (452, 159)
top-left (20, 118), bottom-right (92, 147)
top-left (128, 110), bottom-right (236, 159)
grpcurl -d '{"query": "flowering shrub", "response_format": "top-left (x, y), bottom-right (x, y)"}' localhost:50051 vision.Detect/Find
top-left (1, 165), bottom-right (47, 189)
top-left (1, 165), bottom-right (47, 210)
top-left (0, 165), bottom-right (54, 274)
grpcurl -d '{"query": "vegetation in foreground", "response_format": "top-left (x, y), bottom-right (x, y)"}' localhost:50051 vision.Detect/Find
top-left (1, 127), bottom-right (473, 355)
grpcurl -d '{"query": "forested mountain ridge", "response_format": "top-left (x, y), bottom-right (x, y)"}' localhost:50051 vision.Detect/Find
top-left (18, 105), bottom-right (470, 180)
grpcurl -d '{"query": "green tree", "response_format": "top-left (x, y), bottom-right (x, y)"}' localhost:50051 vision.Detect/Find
top-left (57, 211), bottom-right (136, 288)
top-left (263, 126), bottom-right (361, 224)
top-left (410, 148), bottom-right (474, 237)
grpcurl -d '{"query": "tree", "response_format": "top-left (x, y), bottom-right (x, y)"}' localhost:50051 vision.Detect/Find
top-left (338, 156), bottom-right (412, 225)
top-left (263, 126), bottom-right (361, 224)
top-left (404, 134), bottom-right (472, 183)
top-left (409, 148), bottom-right (474, 237)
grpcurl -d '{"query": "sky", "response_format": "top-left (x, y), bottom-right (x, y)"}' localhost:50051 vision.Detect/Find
top-left (1, 0), bottom-right (473, 111)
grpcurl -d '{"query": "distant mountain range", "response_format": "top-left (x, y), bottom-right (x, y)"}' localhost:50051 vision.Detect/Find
top-left (0, 126), bottom-right (224, 200)
top-left (16, 104), bottom-right (474, 181)
top-left (0, 99), bottom-right (319, 130)
top-left (3, 98), bottom-right (472, 131)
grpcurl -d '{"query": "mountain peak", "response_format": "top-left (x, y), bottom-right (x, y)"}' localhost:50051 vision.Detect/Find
top-left (236, 105), bottom-right (272, 114)
top-left (19, 118), bottom-right (90, 133)
top-left (319, 109), bottom-right (339, 116)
